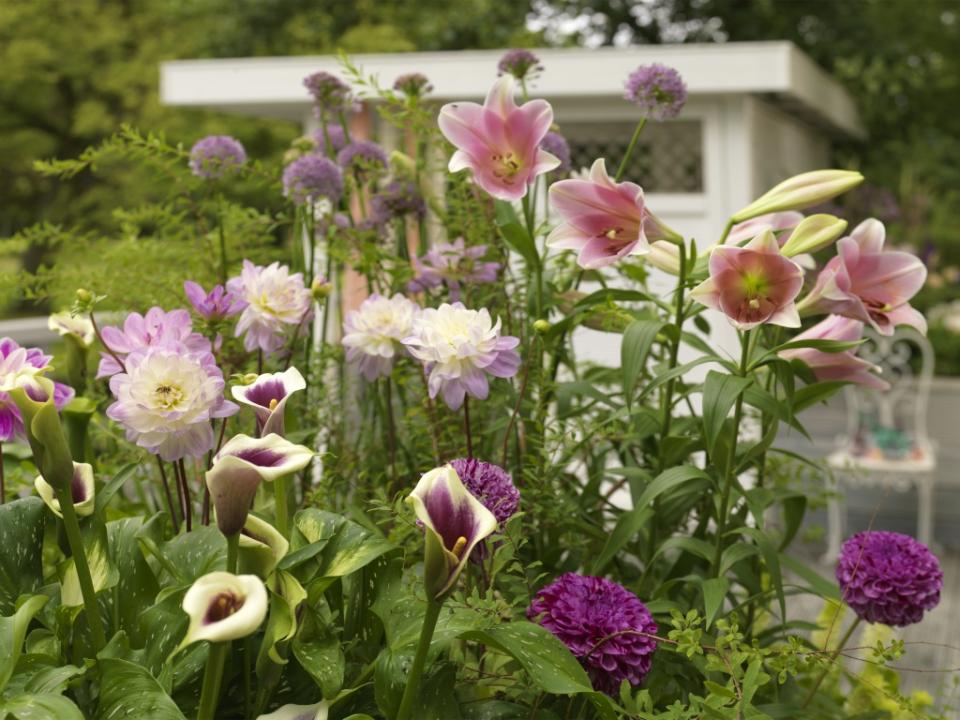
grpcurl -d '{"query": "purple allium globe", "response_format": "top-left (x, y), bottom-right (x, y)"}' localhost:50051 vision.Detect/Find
top-left (337, 140), bottom-right (389, 178)
top-left (527, 574), bottom-right (657, 694)
top-left (189, 135), bottom-right (247, 179)
top-left (836, 531), bottom-right (943, 627)
top-left (540, 131), bottom-right (571, 174)
top-left (312, 123), bottom-right (348, 156)
top-left (370, 180), bottom-right (426, 225)
top-left (393, 72), bottom-right (433, 97)
top-left (303, 71), bottom-right (353, 114)
top-left (449, 458), bottom-right (519, 524)
top-left (624, 63), bottom-right (687, 121)
top-left (282, 154), bottom-right (343, 205)
top-left (497, 49), bottom-right (544, 82)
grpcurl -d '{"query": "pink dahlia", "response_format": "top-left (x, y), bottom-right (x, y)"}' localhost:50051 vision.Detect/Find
top-left (227, 260), bottom-right (313, 355)
top-left (96, 307), bottom-right (212, 379)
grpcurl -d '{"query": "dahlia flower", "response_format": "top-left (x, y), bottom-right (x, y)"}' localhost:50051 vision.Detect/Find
top-left (837, 531), bottom-right (942, 626)
top-left (0, 338), bottom-right (74, 442)
top-left (227, 260), bottom-right (313, 355)
top-left (184, 281), bottom-right (245, 322)
top-left (780, 315), bottom-right (888, 390)
top-left (448, 458), bottom-right (519, 524)
top-left (105, 345), bottom-right (237, 461)
top-left (407, 239), bottom-right (500, 301)
top-left (497, 49), bottom-right (544, 82)
top-left (48, 312), bottom-right (95, 346)
top-left (189, 135), bottom-right (247, 179)
top-left (96, 307), bottom-right (211, 379)
top-left (402, 302), bottom-right (520, 410)
top-left (528, 573), bottom-right (658, 694)
top-left (181, 571), bottom-right (268, 646)
top-left (341, 293), bottom-right (420, 381)
top-left (231, 367), bottom-right (306, 437)
top-left (540, 131), bottom-right (572, 174)
top-left (624, 64), bottom-right (687, 121)
top-left (439, 76), bottom-right (558, 201)
top-left (35, 462), bottom-right (95, 518)
top-left (282, 154), bottom-right (343, 206)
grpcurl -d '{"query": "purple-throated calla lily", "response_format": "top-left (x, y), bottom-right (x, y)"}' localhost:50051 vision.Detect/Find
top-left (239, 514), bottom-right (289, 578)
top-left (407, 464), bottom-right (498, 599)
top-left (231, 367), bottom-right (306, 436)
top-left (206, 433), bottom-right (313, 535)
top-left (180, 571), bottom-right (268, 646)
top-left (35, 462), bottom-right (95, 518)
top-left (256, 701), bottom-right (328, 720)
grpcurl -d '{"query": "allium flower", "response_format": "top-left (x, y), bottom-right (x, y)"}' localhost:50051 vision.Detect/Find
top-left (448, 458), bottom-right (519, 524)
top-left (393, 72), bottom-right (433, 97)
top-left (624, 64), bottom-right (687, 121)
top-left (48, 312), bottom-right (95, 346)
top-left (497, 49), bottom-right (544, 82)
top-left (96, 307), bottom-right (212, 379)
top-left (780, 315), bottom-right (888, 390)
top-left (312, 123), bottom-right (347, 155)
top-left (540, 131), bottom-right (571, 174)
top-left (527, 573), bottom-right (658, 694)
top-left (227, 260), bottom-right (313, 355)
top-left (106, 345), bottom-right (237, 461)
top-left (370, 180), bottom-right (426, 225)
top-left (0, 338), bottom-right (74, 442)
top-left (337, 140), bottom-right (388, 178)
top-left (303, 71), bottom-right (353, 114)
top-left (181, 571), bottom-right (268, 646)
top-left (189, 135), bottom-right (247, 179)
top-left (547, 159), bottom-right (677, 269)
top-left (690, 230), bottom-right (804, 330)
top-left (837, 531), bottom-right (942, 626)
top-left (231, 367), bottom-right (306, 436)
top-left (35, 462), bottom-right (95, 518)
top-left (282, 154), bottom-right (343, 206)
top-left (342, 294), bottom-right (420, 381)
top-left (184, 281), bottom-right (245, 322)
top-left (403, 302), bottom-right (520, 410)
top-left (439, 76), bottom-right (559, 201)
top-left (407, 239), bottom-right (500, 301)
top-left (796, 219), bottom-right (927, 335)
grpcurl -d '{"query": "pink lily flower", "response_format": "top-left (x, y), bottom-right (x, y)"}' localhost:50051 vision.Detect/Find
top-left (725, 211), bottom-right (804, 245)
top-left (796, 219), bottom-right (927, 335)
top-left (438, 76), bottom-right (559, 201)
top-left (547, 159), bottom-right (677, 269)
top-left (780, 315), bottom-right (889, 391)
top-left (690, 230), bottom-right (804, 330)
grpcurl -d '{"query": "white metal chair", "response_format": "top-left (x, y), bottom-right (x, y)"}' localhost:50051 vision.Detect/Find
top-left (824, 326), bottom-right (936, 561)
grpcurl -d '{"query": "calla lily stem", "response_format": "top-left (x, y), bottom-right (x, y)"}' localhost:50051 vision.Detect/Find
top-left (396, 598), bottom-right (443, 720)
top-left (226, 532), bottom-right (239, 574)
top-left (197, 641), bottom-right (230, 720)
top-left (274, 475), bottom-right (290, 539)
top-left (57, 482), bottom-right (106, 651)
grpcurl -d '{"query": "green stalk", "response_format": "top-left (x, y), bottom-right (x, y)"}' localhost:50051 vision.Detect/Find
top-left (217, 194), bottom-right (228, 285)
top-left (57, 484), bottom-right (106, 650)
top-left (520, 194), bottom-right (543, 318)
top-left (396, 599), bottom-right (443, 720)
top-left (226, 532), bottom-right (239, 574)
top-left (196, 641), bottom-right (230, 720)
top-left (802, 617), bottom-right (862, 708)
top-left (657, 242), bottom-right (688, 467)
top-left (274, 475), bottom-right (290, 539)
top-left (615, 118), bottom-right (647, 182)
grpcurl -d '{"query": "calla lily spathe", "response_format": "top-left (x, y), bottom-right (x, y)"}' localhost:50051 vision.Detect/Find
top-left (206, 433), bottom-right (313, 535)
top-left (407, 465), bottom-right (498, 599)
top-left (256, 701), bottom-right (328, 720)
top-left (181, 571), bottom-right (268, 646)
top-left (231, 367), bottom-right (306, 437)
top-left (35, 462), bottom-right (95, 518)
top-left (239, 514), bottom-right (289, 578)
top-left (796, 219), bottom-right (927, 335)
top-left (779, 315), bottom-right (888, 391)
top-left (438, 76), bottom-right (559, 201)
top-left (690, 230), bottom-right (804, 331)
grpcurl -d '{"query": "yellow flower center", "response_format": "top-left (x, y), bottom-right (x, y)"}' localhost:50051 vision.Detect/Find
top-left (491, 152), bottom-right (521, 182)
top-left (450, 535), bottom-right (468, 558)
top-left (153, 382), bottom-right (184, 410)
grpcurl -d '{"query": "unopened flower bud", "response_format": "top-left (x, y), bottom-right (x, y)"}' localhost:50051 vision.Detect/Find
top-left (780, 214), bottom-right (848, 258)
top-left (533, 319), bottom-right (551, 334)
top-left (732, 170), bottom-right (864, 223)
top-left (311, 277), bottom-right (332, 300)
top-left (75, 289), bottom-right (92, 303)
top-left (647, 240), bottom-right (681, 275)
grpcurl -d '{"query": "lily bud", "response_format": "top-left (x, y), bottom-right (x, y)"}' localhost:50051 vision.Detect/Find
top-left (9, 378), bottom-right (75, 492)
top-left (238, 514), bottom-right (289, 578)
top-left (780, 214), bottom-right (848, 258)
top-left (732, 170), bottom-right (864, 223)
top-left (256, 701), bottom-right (329, 720)
top-left (647, 240), bottom-right (681, 275)
top-left (407, 465), bottom-right (498, 600)
top-left (35, 462), bottom-right (95, 519)
top-left (231, 368), bottom-right (306, 437)
top-left (180, 571), bottom-right (268, 646)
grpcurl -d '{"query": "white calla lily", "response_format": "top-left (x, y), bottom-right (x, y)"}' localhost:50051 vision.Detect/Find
top-left (35, 462), bottom-right (95, 518)
top-left (256, 701), bottom-right (328, 720)
top-left (231, 367), bottom-right (306, 436)
top-left (181, 571), bottom-right (268, 646)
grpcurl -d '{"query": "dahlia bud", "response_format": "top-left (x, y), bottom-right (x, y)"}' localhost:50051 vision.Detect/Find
top-left (533, 319), bottom-right (551, 334)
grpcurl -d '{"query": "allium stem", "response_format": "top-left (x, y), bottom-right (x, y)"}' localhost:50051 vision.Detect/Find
top-left (802, 616), bottom-right (861, 708)
top-left (615, 118), bottom-right (647, 183)
top-left (197, 641), bottom-right (230, 720)
top-left (217, 193), bottom-right (228, 284)
top-left (396, 598), bottom-right (443, 720)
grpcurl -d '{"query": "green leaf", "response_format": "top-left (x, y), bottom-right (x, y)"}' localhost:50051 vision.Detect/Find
top-left (61, 521), bottom-right (118, 607)
top-left (636, 465), bottom-right (711, 510)
top-left (0, 693), bottom-right (85, 720)
top-left (96, 658), bottom-right (186, 720)
top-left (498, 222), bottom-right (540, 270)
top-left (701, 577), bottom-right (729, 629)
top-left (621, 320), bottom-right (668, 407)
top-left (590, 506), bottom-right (651, 575)
top-left (792, 381), bottom-right (847, 413)
top-left (0, 498), bottom-right (46, 614)
top-left (95, 463), bottom-right (138, 515)
top-left (461, 621), bottom-right (593, 694)
top-left (702, 371), bottom-right (753, 457)
top-left (738, 528), bottom-right (786, 621)
top-left (293, 629), bottom-right (345, 699)
top-left (719, 543), bottom-right (759, 575)
top-left (257, 570), bottom-right (307, 674)
top-left (779, 494), bottom-right (807, 550)
top-left (106, 518), bottom-right (160, 645)
top-left (292, 509), bottom-right (393, 578)
top-left (780, 554), bottom-right (840, 600)
top-left (0, 595), bottom-right (48, 694)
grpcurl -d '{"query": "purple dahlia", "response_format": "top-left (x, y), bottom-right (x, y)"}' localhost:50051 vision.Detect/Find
top-left (527, 573), bottom-right (657, 694)
top-left (836, 531), bottom-right (943, 627)
top-left (624, 64), bottom-right (687, 121)
top-left (449, 458), bottom-right (519, 524)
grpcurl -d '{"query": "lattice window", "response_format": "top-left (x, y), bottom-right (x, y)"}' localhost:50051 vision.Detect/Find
top-left (564, 120), bottom-right (703, 193)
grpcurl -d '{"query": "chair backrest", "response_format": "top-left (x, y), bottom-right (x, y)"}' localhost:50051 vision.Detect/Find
top-left (842, 326), bottom-right (935, 459)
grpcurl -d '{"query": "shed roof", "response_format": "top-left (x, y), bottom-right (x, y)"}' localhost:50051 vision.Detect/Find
top-left (160, 41), bottom-right (863, 138)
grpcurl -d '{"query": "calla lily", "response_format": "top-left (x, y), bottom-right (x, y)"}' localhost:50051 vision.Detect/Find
top-left (8, 377), bottom-right (75, 491)
top-left (796, 219), bottom-right (927, 335)
top-left (180, 571), bottom-right (268, 646)
top-left (731, 170), bottom-right (864, 223)
top-left (547, 159), bottom-right (679, 269)
top-left (257, 701), bottom-right (328, 720)
top-left (780, 315), bottom-right (889, 391)
top-left (35, 462), bottom-right (95, 518)
top-left (407, 465), bottom-right (498, 599)
top-left (206, 433), bottom-right (313, 535)
top-left (231, 367), bottom-right (306, 436)
top-left (438, 76), bottom-right (559, 201)
top-left (690, 230), bottom-right (804, 331)
top-left (239, 514), bottom-right (289, 578)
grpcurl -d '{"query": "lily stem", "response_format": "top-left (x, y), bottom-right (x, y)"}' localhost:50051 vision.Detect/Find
top-left (802, 617), bottom-right (862, 708)
top-left (615, 118), bottom-right (647, 183)
top-left (396, 598), bottom-right (443, 720)
top-left (57, 482), bottom-right (107, 651)
top-left (197, 641), bottom-right (230, 720)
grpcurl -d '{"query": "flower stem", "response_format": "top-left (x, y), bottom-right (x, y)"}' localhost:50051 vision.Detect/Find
top-left (217, 193), bottom-right (228, 285)
top-left (463, 395), bottom-right (473, 459)
top-left (396, 598), bottom-right (443, 720)
top-left (155, 456), bottom-right (180, 533)
top-left (196, 640), bottom-right (230, 720)
top-left (802, 617), bottom-right (862, 708)
top-left (176, 459), bottom-right (192, 532)
top-left (657, 242), bottom-right (688, 467)
top-left (226, 532), bottom-right (239, 574)
top-left (615, 118), bottom-right (647, 183)
top-left (274, 475), bottom-right (290, 539)
top-left (0, 441), bottom-right (5, 504)
top-left (57, 483), bottom-right (106, 651)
